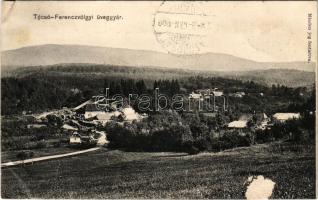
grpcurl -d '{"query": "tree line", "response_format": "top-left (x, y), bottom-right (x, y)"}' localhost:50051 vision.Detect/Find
top-left (1, 74), bottom-right (312, 115)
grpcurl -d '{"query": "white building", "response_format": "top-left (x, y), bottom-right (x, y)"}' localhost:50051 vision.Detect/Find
top-left (228, 120), bottom-right (248, 128)
top-left (62, 124), bottom-right (78, 131)
top-left (212, 91), bottom-right (224, 97)
top-left (189, 92), bottom-right (202, 100)
top-left (70, 132), bottom-right (82, 144)
top-left (273, 113), bottom-right (300, 122)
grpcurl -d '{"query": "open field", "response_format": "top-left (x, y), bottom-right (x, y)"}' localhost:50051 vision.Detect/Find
top-left (1, 142), bottom-right (315, 199)
top-left (1, 147), bottom-right (77, 163)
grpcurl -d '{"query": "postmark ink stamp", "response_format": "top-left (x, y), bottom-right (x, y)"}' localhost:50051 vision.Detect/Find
top-left (153, 1), bottom-right (212, 55)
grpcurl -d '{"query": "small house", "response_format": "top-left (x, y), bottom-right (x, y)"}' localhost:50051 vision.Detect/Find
top-left (229, 92), bottom-right (246, 98)
top-left (272, 113), bottom-right (300, 122)
top-left (189, 92), bottom-right (202, 100)
top-left (195, 89), bottom-right (211, 95)
top-left (27, 124), bottom-right (47, 129)
top-left (228, 120), bottom-right (248, 136)
top-left (257, 113), bottom-right (271, 130)
top-left (123, 107), bottom-right (141, 122)
top-left (212, 91), bottom-right (223, 97)
top-left (62, 124), bottom-right (78, 131)
top-left (69, 131), bottom-right (98, 146)
top-left (228, 120), bottom-right (248, 129)
top-left (70, 132), bottom-right (82, 144)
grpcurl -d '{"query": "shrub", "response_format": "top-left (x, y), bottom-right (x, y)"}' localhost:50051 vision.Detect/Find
top-left (35, 141), bottom-right (49, 149)
top-left (150, 124), bottom-right (193, 151)
top-left (183, 142), bottom-right (200, 155)
top-left (255, 129), bottom-right (273, 143)
top-left (16, 151), bottom-right (34, 160)
top-left (105, 120), bottom-right (194, 152)
top-left (215, 131), bottom-right (251, 150)
top-left (53, 141), bottom-right (61, 148)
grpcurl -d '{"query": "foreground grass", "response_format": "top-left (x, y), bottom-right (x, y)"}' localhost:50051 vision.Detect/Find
top-left (1, 142), bottom-right (315, 199)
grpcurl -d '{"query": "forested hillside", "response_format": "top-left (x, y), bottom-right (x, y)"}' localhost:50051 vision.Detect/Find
top-left (3, 64), bottom-right (315, 88)
top-left (1, 64), bottom-right (313, 116)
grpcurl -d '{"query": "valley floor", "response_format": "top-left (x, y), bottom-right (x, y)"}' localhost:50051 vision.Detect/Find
top-left (1, 142), bottom-right (315, 199)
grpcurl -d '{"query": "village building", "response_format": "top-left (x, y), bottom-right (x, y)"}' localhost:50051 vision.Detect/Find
top-left (191, 88), bottom-right (224, 101)
top-left (84, 103), bottom-right (105, 119)
top-left (69, 132), bottom-right (82, 144)
top-left (62, 124), bottom-right (78, 131)
top-left (229, 92), bottom-right (246, 98)
top-left (229, 113), bottom-right (271, 131)
top-left (69, 131), bottom-right (98, 145)
top-left (272, 113), bottom-right (301, 122)
top-left (80, 99), bottom-right (143, 124)
top-left (195, 89), bottom-right (211, 95)
top-left (228, 120), bottom-right (248, 129)
top-left (194, 88), bottom-right (224, 97)
top-left (227, 120), bottom-right (248, 136)
top-left (257, 113), bottom-right (271, 130)
top-left (27, 124), bottom-right (47, 129)
top-left (212, 91), bottom-right (223, 97)
top-left (94, 111), bottom-right (121, 125)
top-left (189, 92), bottom-right (202, 100)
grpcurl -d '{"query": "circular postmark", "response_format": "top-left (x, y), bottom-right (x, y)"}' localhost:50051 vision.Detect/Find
top-left (153, 1), bottom-right (212, 55)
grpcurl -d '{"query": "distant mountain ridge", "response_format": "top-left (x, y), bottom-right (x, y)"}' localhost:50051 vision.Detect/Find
top-left (1, 44), bottom-right (316, 72)
top-left (3, 63), bottom-right (315, 88)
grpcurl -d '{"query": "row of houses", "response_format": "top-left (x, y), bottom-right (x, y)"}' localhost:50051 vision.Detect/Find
top-left (73, 97), bottom-right (146, 124)
top-left (28, 96), bottom-right (147, 146)
top-left (189, 88), bottom-right (247, 100)
top-left (68, 99), bottom-right (148, 145)
top-left (227, 112), bottom-right (301, 130)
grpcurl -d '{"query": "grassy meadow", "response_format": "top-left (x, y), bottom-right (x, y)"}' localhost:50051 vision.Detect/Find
top-left (1, 142), bottom-right (315, 199)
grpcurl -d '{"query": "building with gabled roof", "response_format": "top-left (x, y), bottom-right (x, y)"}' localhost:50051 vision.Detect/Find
top-left (273, 113), bottom-right (300, 122)
top-left (228, 120), bottom-right (248, 129)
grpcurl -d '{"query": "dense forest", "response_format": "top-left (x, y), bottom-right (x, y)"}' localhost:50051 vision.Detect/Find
top-left (1, 66), bottom-right (312, 116)
top-left (4, 64), bottom-right (315, 87)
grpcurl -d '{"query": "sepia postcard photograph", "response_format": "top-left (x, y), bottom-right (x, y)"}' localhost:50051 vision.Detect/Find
top-left (0, 0), bottom-right (317, 199)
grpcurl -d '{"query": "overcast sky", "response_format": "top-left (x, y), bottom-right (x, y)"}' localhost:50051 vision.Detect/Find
top-left (2, 1), bottom-right (317, 62)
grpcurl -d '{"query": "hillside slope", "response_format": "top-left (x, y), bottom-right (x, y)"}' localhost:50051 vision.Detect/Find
top-left (3, 64), bottom-right (315, 88)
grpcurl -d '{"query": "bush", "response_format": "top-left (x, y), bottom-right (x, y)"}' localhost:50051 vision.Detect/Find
top-left (268, 118), bottom-right (314, 144)
top-left (211, 131), bottom-right (251, 151)
top-left (16, 151), bottom-right (34, 160)
top-left (150, 124), bottom-right (193, 151)
top-left (35, 141), bottom-right (49, 149)
top-left (183, 142), bottom-right (200, 155)
top-left (53, 141), bottom-right (61, 148)
top-left (47, 114), bottom-right (63, 127)
top-left (255, 129), bottom-right (273, 143)
top-left (105, 119), bottom-right (194, 152)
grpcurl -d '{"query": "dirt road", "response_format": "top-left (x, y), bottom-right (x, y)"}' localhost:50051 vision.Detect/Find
top-left (1, 147), bottom-right (100, 168)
